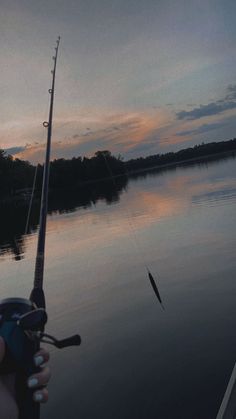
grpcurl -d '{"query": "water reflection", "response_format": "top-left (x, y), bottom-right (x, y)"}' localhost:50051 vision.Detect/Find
top-left (0, 176), bottom-right (128, 258)
top-left (0, 201), bottom-right (39, 259)
top-left (0, 154), bottom-right (235, 260)
top-left (192, 186), bottom-right (236, 206)
top-left (48, 175), bottom-right (128, 214)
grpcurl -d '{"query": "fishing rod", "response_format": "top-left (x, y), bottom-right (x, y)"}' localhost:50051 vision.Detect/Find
top-left (0, 37), bottom-right (81, 419)
top-left (31, 35), bottom-right (60, 309)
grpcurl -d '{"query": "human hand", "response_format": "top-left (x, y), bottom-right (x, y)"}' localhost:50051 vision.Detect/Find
top-left (0, 336), bottom-right (51, 419)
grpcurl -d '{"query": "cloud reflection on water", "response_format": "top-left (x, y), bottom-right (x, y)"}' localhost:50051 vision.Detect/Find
top-left (1, 157), bottom-right (236, 261)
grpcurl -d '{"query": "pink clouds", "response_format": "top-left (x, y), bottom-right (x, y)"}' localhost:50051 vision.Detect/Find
top-left (4, 95), bottom-right (236, 164)
top-left (11, 109), bottom-right (172, 163)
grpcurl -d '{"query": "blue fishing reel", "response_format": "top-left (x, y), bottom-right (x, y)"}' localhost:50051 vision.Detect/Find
top-left (0, 297), bottom-right (81, 419)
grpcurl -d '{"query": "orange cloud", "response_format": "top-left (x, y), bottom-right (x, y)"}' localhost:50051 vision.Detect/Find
top-left (13, 109), bottom-right (172, 163)
top-left (6, 103), bottom-right (235, 163)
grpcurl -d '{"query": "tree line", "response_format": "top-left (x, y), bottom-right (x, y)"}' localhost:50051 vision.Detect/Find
top-left (125, 138), bottom-right (236, 172)
top-left (0, 150), bottom-right (124, 197)
top-left (0, 138), bottom-right (236, 198)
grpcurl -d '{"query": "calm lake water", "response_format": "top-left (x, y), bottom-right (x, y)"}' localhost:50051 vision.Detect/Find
top-left (1, 157), bottom-right (236, 418)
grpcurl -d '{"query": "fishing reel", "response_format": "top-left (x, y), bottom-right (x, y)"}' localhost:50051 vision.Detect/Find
top-left (0, 297), bottom-right (81, 372)
top-left (0, 297), bottom-right (81, 419)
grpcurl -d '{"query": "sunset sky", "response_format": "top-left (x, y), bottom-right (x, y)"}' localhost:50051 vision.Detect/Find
top-left (1, 0), bottom-right (236, 163)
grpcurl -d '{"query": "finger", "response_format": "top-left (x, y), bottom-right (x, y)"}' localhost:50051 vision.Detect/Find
top-left (0, 336), bottom-right (5, 362)
top-left (28, 366), bottom-right (51, 388)
top-left (33, 388), bottom-right (49, 403)
top-left (34, 348), bottom-right (50, 367)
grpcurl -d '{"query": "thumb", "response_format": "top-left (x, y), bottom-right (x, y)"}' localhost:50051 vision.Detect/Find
top-left (0, 336), bottom-right (5, 362)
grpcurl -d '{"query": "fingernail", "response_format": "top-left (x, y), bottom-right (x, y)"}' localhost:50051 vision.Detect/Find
top-left (34, 392), bottom-right (43, 402)
top-left (34, 355), bottom-right (44, 366)
top-left (28, 377), bottom-right (38, 388)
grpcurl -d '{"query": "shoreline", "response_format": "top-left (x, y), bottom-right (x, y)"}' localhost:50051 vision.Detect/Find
top-left (125, 149), bottom-right (236, 177)
top-left (0, 148), bottom-right (235, 205)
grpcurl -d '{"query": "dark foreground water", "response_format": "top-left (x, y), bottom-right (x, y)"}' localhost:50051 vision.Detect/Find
top-left (1, 157), bottom-right (236, 418)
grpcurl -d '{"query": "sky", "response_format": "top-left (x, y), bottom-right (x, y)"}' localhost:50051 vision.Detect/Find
top-left (1, 0), bottom-right (236, 163)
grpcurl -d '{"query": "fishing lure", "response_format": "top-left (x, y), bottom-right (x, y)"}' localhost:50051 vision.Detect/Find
top-left (148, 270), bottom-right (164, 310)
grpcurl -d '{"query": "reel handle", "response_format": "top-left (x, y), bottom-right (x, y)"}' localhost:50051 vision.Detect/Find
top-left (0, 297), bottom-right (81, 418)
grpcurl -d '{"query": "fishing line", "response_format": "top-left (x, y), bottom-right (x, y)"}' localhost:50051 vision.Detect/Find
top-left (12, 164), bottom-right (39, 275)
top-left (101, 152), bottom-right (164, 308)
top-left (24, 164), bottom-right (39, 236)
top-left (10, 166), bottom-right (35, 264)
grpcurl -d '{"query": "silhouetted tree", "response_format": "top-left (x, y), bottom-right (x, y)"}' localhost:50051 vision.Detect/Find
top-left (1, 139), bottom-right (236, 200)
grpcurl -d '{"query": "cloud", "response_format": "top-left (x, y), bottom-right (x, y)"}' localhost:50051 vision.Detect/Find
top-left (176, 121), bottom-right (227, 137)
top-left (225, 84), bottom-right (236, 100)
top-left (6, 82), bottom-right (236, 164)
top-left (4, 146), bottom-right (26, 156)
top-left (176, 102), bottom-right (236, 120)
top-left (176, 84), bottom-right (236, 120)
top-left (11, 110), bottom-right (170, 163)
top-left (123, 138), bottom-right (160, 158)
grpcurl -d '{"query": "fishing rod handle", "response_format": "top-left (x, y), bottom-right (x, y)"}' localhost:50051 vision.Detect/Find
top-left (15, 337), bottom-right (40, 419)
top-left (0, 298), bottom-right (45, 419)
